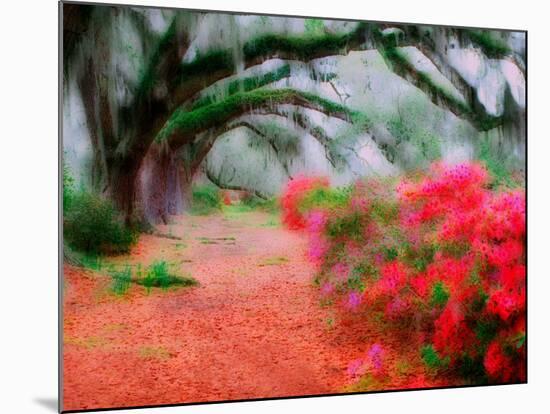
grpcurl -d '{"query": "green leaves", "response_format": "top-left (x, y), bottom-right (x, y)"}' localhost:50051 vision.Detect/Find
top-left (421, 344), bottom-right (449, 370)
top-left (430, 281), bottom-right (450, 308)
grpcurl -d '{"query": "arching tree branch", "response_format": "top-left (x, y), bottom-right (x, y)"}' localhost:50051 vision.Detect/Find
top-left (205, 168), bottom-right (269, 200)
top-left (157, 88), bottom-right (359, 149)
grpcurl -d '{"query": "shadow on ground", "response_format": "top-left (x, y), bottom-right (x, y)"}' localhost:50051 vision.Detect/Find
top-left (34, 398), bottom-right (58, 412)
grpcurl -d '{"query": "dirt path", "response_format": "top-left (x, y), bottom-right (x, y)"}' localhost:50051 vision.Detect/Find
top-left (63, 210), bottom-right (442, 411)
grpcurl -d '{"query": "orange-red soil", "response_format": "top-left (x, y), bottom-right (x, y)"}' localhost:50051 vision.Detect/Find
top-left (63, 211), bottom-right (449, 411)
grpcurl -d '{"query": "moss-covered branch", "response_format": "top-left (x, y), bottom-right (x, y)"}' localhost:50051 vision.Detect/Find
top-left (190, 64), bottom-right (292, 110)
top-left (205, 168), bottom-right (269, 200)
top-left (379, 44), bottom-right (503, 131)
top-left (242, 22), bottom-right (378, 68)
top-left (157, 88), bottom-right (359, 149)
top-left (463, 30), bottom-right (512, 59)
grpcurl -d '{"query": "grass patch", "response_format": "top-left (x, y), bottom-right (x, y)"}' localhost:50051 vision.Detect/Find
top-left (396, 359), bottom-right (413, 376)
top-left (137, 260), bottom-right (197, 291)
top-left (260, 217), bottom-right (280, 228)
top-left (103, 323), bottom-right (127, 333)
top-left (106, 261), bottom-right (197, 295)
top-left (138, 346), bottom-right (172, 360)
top-left (241, 196), bottom-right (280, 214)
top-left (110, 265), bottom-right (132, 296)
top-left (197, 236), bottom-right (236, 245)
top-left (343, 374), bottom-right (382, 393)
top-left (200, 239), bottom-right (219, 245)
top-left (223, 204), bottom-right (255, 214)
top-left (79, 253), bottom-right (105, 271)
top-left (65, 335), bottom-right (107, 349)
top-left (190, 185), bottom-right (222, 215)
top-left (259, 256), bottom-right (289, 266)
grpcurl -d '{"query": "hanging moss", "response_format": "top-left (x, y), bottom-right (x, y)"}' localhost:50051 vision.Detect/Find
top-left (465, 30), bottom-right (511, 59)
top-left (135, 19), bottom-right (177, 99)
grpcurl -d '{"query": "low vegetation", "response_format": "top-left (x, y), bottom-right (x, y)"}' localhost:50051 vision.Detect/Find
top-left (63, 164), bottom-right (137, 255)
top-left (110, 260), bottom-right (197, 295)
top-left (190, 185), bottom-right (222, 215)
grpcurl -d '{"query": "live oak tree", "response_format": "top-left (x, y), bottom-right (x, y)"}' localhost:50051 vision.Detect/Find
top-left (63, 4), bottom-right (524, 224)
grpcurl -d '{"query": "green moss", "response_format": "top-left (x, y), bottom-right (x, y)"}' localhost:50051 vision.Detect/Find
top-left (245, 21), bottom-right (376, 60)
top-left (379, 32), bottom-right (508, 132)
top-left (465, 30), bottom-right (511, 59)
top-left (158, 88), bottom-right (359, 142)
top-left (243, 28), bottom-right (357, 62)
top-left (417, 71), bottom-right (471, 114)
top-left (179, 49), bottom-right (233, 81)
top-left (380, 45), bottom-right (471, 115)
top-left (191, 64), bottom-right (291, 110)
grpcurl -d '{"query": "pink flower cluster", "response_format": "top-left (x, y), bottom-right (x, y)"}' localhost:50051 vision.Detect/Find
top-left (287, 162), bottom-right (526, 383)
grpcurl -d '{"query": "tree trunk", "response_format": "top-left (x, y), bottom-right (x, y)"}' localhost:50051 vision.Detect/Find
top-left (108, 158), bottom-right (141, 225)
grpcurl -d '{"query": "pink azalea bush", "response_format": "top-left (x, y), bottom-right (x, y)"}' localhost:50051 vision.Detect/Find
top-left (282, 162), bottom-right (526, 383)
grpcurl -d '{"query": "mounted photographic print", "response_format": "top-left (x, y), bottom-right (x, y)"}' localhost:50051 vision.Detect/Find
top-left (60, 1), bottom-right (527, 412)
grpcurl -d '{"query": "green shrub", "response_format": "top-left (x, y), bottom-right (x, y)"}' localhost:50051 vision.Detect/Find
top-left (63, 160), bottom-right (75, 213)
top-left (298, 186), bottom-right (352, 214)
top-left (430, 281), bottom-right (450, 308)
top-left (241, 195), bottom-right (280, 213)
top-left (478, 136), bottom-right (514, 188)
top-left (191, 185), bottom-right (222, 215)
top-left (421, 344), bottom-right (449, 371)
top-left (64, 191), bottom-right (136, 254)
